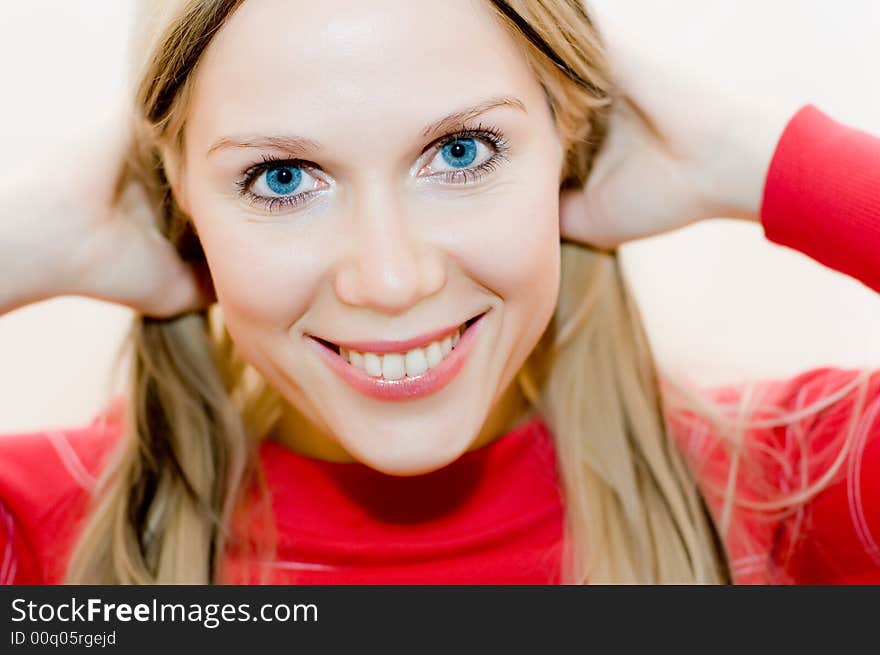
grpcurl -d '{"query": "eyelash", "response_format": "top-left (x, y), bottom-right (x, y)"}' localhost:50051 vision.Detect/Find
top-left (431, 124), bottom-right (510, 184)
top-left (234, 155), bottom-right (321, 213)
top-left (234, 124), bottom-right (510, 213)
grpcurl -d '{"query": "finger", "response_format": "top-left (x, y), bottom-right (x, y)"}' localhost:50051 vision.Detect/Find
top-left (117, 178), bottom-right (159, 232)
top-left (589, 11), bottom-right (681, 116)
top-left (138, 245), bottom-right (215, 318)
top-left (115, 186), bottom-right (216, 317)
top-left (147, 267), bottom-right (215, 319)
top-left (91, 220), bottom-right (215, 317)
top-left (559, 187), bottom-right (617, 251)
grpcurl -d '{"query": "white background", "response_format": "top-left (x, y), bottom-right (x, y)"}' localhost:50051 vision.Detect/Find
top-left (1, 0), bottom-right (878, 432)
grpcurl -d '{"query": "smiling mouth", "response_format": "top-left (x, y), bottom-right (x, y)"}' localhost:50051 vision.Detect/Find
top-left (305, 310), bottom-right (489, 400)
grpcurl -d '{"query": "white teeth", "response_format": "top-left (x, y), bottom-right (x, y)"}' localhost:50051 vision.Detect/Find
top-left (404, 348), bottom-right (428, 377)
top-left (349, 350), bottom-right (365, 370)
top-left (425, 341), bottom-right (443, 368)
top-left (338, 322), bottom-right (470, 380)
top-left (364, 352), bottom-right (382, 377)
top-left (381, 353), bottom-right (406, 380)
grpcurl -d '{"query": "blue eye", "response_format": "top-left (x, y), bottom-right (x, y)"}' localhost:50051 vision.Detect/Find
top-left (440, 138), bottom-right (477, 168)
top-left (264, 165), bottom-right (302, 195)
top-left (237, 158), bottom-right (327, 214)
top-left (422, 129), bottom-right (507, 183)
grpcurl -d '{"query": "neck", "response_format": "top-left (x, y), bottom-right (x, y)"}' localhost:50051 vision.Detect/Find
top-left (272, 379), bottom-right (533, 464)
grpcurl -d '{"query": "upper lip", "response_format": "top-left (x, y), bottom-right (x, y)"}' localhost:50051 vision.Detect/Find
top-left (310, 310), bottom-right (487, 354)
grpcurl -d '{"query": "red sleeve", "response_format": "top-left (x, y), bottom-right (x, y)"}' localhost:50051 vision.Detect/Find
top-left (0, 401), bottom-right (123, 584)
top-left (677, 108), bottom-right (880, 582)
top-left (761, 104), bottom-right (880, 294)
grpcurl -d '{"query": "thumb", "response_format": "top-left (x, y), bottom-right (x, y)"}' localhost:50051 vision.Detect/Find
top-left (139, 248), bottom-right (216, 318)
top-left (95, 220), bottom-right (216, 318)
top-left (559, 186), bottom-right (617, 251)
top-left (156, 262), bottom-right (216, 318)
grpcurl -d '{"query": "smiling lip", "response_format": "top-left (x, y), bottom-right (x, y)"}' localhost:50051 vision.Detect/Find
top-left (305, 311), bottom-right (488, 401)
top-left (320, 318), bottom-right (477, 355)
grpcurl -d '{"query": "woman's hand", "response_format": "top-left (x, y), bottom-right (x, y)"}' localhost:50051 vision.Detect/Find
top-left (0, 100), bottom-right (210, 317)
top-left (560, 27), bottom-right (799, 250)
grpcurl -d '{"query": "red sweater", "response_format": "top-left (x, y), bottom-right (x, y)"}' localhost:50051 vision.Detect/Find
top-left (1, 105), bottom-right (879, 585)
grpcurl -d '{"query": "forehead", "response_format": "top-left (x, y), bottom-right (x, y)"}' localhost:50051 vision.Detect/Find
top-left (187, 0), bottom-right (544, 141)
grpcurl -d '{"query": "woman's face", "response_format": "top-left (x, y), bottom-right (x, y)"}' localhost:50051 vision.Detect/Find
top-left (178, 0), bottom-right (564, 475)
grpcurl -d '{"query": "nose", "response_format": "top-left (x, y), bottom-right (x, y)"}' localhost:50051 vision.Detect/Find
top-left (334, 186), bottom-right (446, 314)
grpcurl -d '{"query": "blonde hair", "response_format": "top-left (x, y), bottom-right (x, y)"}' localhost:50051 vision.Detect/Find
top-left (65, 0), bottom-right (869, 585)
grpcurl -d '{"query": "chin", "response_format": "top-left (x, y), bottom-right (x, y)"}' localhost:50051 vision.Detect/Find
top-left (336, 423), bottom-right (477, 477)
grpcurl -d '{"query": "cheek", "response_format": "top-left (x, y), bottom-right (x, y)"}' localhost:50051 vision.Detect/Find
top-left (451, 177), bottom-right (561, 311)
top-left (189, 202), bottom-right (329, 330)
top-left (491, 194), bottom-right (559, 301)
top-left (446, 157), bottom-right (562, 381)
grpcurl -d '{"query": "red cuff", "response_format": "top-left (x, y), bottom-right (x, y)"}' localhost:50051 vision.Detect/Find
top-left (761, 104), bottom-right (880, 293)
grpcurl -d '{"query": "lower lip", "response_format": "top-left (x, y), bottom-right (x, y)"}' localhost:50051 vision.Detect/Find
top-left (306, 312), bottom-right (487, 401)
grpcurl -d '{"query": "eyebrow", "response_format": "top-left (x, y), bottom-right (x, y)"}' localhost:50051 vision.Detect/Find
top-left (206, 95), bottom-right (527, 158)
top-left (420, 95), bottom-right (527, 141)
top-left (207, 134), bottom-right (321, 158)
